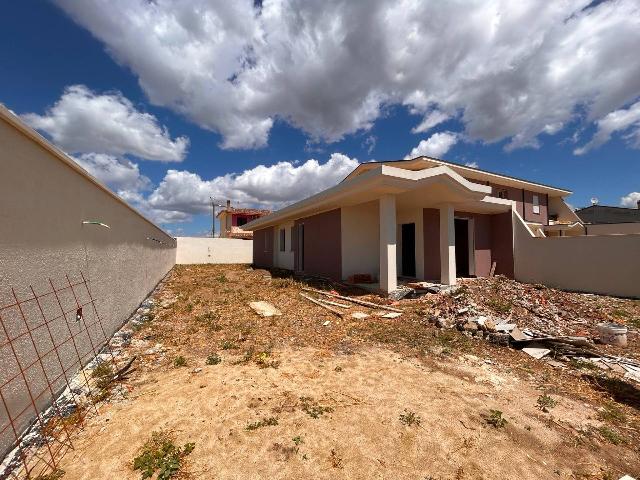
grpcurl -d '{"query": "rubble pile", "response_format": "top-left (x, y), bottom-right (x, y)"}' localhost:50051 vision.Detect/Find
top-left (411, 275), bottom-right (640, 382)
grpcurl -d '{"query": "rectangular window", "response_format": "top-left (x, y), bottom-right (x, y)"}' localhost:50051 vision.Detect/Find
top-left (532, 194), bottom-right (540, 214)
top-left (236, 216), bottom-right (248, 226)
top-left (279, 228), bottom-right (286, 252)
top-left (496, 188), bottom-right (508, 199)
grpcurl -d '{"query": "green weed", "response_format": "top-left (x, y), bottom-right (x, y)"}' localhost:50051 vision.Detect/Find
top-left (485, 409), bottom-right (507, 428)
top-left (399, 409), bottom-right (422, 427)
top-left (246, 417), bottom-right (278, 431)
top-left (132, 430), bottom-right (194, 480)
top-left (173, 356), bottom-right (187, 367)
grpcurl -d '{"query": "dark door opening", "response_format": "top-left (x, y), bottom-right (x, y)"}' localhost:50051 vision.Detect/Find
top-left (454, 218), bottom-right (469, 277)
top-left (401, 223), bottom-right (416, 277)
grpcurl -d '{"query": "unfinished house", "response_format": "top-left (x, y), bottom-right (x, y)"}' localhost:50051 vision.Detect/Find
top-left (244, 157), bottom-right (583, 293)
top-left (217, 200), bottom-right (270, 239)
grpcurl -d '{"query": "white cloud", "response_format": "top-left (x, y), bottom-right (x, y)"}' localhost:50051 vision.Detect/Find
top-left (144, 153), bottom-right (359, 222)
top-left (620, 192), bottom-right (640, 208)
top-left (464, 161), bottom-right (479, 169)
top-left (405, 132), bottom-right (458, 159)
top-left (575, 100), bottom-right (640, 154)
top-left (73, 153), bottom-right (151, 192)
top-left (54, 0), bottom-right (640, 151)
top-left (411, 110), bottom-right (450, 134)
top-left (23, 85), bottom-right (188, 161)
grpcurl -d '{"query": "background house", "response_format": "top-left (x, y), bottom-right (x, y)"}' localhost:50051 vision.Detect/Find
top-left (575, 203), bottom-right (640, 235)
top-left (217, 200), bottom-right (270, 239)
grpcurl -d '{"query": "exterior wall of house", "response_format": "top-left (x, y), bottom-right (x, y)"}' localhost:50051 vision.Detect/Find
top-left (0, 116), bottom-right (176, 458)
top-left (341, 201), bottom-right (380, 281)
top-left (423, 208), bottom-right (441, 281)
top-left (274, 222), bottom-right (295, 270)
top-left (176, 237), bottom-right (252, 264)
top-left (513, 212), bottom-right (640, 298)
top-left (396, 208), bottom-right (425, 280)
top-left (522, 190), bottom-right (548, 224)
top-left (423, 208), bottom-right (514, 281)
top-left (253, 227), bottom-right (274, 268)
top-left (294, 209), bottom-right (342, 280)
top-left (490, 212), bottom-right (515, 278)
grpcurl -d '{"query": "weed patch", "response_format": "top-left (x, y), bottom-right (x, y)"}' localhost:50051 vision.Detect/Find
top-left (34, 469), bottom-right (65, 480)
top-left (132, 430), bottom-right (194, 480)
top-left (399, 409), bottom-right (422, 427)
top-left (536, 394), bottom-right (557, 412)
top-left (246, 417), bottom-right (278, 431)
top-left (597, 426), bottom-right (624, 445)
top-left (485, 409), bottom-right (508, 428)
top-left (597, 402), bottom-right (626, 424)
top-left (206, 354), bottom-right (221, 365)
top-left (300, 396), bottom-right (333, 419)
top-left (173, 356), bottom-right (187, 367)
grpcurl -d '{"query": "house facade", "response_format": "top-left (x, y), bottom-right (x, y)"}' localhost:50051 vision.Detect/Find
top-left (243, 157), bottom-right (582, 292)
top-left (217, 201), bottom-right (270, 239)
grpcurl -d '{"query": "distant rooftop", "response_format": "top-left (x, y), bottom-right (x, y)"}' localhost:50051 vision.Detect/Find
top-left (216, 206), bottom-right (271, 218)
top-left (575, 204), bottom-right (640, 224)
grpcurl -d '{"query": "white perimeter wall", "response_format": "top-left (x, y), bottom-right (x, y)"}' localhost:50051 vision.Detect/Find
top-left (176, 237), bottom-right (253, 264)
top-left (341, 201), bottom-right (380, 280)
top-left (513, 211), bottom-right (640, 298)
top-left (586, 223), bottom-right (640, 235)
top-left (0, 115), bottom-right (176, 458)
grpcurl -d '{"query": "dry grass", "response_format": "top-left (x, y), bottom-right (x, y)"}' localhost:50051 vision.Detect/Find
top-left (51, 265), bottom-right (640, 479)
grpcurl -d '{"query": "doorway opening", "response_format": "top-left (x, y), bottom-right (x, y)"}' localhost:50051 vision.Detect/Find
top-left (454, 218), bottom-right (470, 277)
top-left (401, 223), bottom-right (416, 277)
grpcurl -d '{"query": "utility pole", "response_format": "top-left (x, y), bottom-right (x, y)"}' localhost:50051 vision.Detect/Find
top-left (210, 197), bottom-right (223, 237)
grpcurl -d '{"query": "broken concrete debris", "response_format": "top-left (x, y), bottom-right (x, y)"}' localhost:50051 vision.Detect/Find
top-left (351, 312), bottom-right (370, 319)
top-left (249, 301), bottom-right (282, 317)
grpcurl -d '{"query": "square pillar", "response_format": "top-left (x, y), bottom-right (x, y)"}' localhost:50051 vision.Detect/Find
top-left (440, 203), bottom-right (456, 285)
top-left (379, 194), bottom-right (397, 292)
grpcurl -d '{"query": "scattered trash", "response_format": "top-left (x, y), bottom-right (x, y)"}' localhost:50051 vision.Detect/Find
top-left (522, 347), bottom-right (551, 359)
top-left (322, 320), bottom-right (331, 327)
top-left (597, 322), bottom-right (628, 347)
top-left (249, 301), bottom-right (282, 317)
top-left (351, 312), bottom-right (370, 319)
top-left (380, 312), bottom-right (402, 319)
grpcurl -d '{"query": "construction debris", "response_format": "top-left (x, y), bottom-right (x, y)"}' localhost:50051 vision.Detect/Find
top-left (351, 312), bottom-right (370, 319)
top-left (300, 293), bottom-right (344, 317)
top-left (249, 301), bottom-right (282, 317)
top-left (302, 287), bottom-right (403, 313)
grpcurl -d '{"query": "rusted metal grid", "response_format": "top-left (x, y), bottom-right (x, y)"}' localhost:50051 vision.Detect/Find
top-left (0, 273), bottom-right (116, 479)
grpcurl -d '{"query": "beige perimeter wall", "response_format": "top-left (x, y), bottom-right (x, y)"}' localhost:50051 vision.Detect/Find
top-left (176, 237), bottom-right (253, 264)
top-left (513, 212), bottom-right (640, 298)
top-left (0, 116), bottom-right (176, 458)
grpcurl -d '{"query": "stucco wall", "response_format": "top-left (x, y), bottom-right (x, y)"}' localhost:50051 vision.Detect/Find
top-left (513, 212), bottom-right (640, 298)
top-left (0, 115), bottom-right (176, 458)
top-left (294, 209), bottom-right (342, 280)
top-left (341, 201), bottom-right (380, 280)
top-left (253, 227), bottom-right (274, 268)
top-left (176, 237), bottom-right (252, 264)
top-left (423, 208), bottom-right (441, 281)
top-left (585, 223), bottom-right (640, 235)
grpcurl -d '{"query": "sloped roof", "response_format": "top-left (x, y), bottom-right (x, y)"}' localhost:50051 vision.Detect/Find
top-left (216, 207), bottom-right (271, 218)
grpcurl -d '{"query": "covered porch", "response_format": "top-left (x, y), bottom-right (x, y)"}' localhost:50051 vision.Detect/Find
top-left (340, 165), bottom-right (514, 293)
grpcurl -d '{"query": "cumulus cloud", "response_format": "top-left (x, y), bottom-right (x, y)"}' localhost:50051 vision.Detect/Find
top-left (620, 192), bottom-right (640, 208)
top-left (405, 132), bottom-right (458, 159)
top-left (54, 0), bottom-right (640, 151)
top-left (73, 153), bottom-right (151, 192)
top-left (575, 100), bottom-right (640, 154)
top-left (143, 153), bottom-right (359, 222)
top-left (411, 110), bottom-right (450, 134)
top-left (23, 85), bottom-right (189, 161)
top-left (464, 161), bottom-right (480, 169)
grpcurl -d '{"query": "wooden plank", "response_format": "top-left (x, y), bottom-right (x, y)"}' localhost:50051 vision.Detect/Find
top-left (299, 293), bottom-right (344, 317)
top-left (301, 287), bottom-right (403, 313)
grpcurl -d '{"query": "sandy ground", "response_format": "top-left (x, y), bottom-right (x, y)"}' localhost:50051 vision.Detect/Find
top-left (58, 347), bottom-right (634, 480)
top-left (42, 265), bottom-right (640, 479)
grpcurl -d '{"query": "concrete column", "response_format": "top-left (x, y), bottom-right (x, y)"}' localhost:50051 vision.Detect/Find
top-left (379, 194), bottom-right (397, 292)
top-left (440, 203), bottom-right (456, 285)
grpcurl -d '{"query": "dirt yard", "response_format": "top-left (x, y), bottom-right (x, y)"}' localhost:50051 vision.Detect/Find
top-left (52, 265), bottom-right (640, 479)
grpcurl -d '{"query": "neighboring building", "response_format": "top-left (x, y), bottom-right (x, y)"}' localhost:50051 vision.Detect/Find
top-left (217, 200), bottom-right (270, 239)
top-left (243, 156), bottom-right (584, 292)
top-left (575, 202), bottom-right (640, 235)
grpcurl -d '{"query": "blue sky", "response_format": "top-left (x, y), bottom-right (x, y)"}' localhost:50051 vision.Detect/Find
top-left (1, 0), bottom-right (639, 235)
